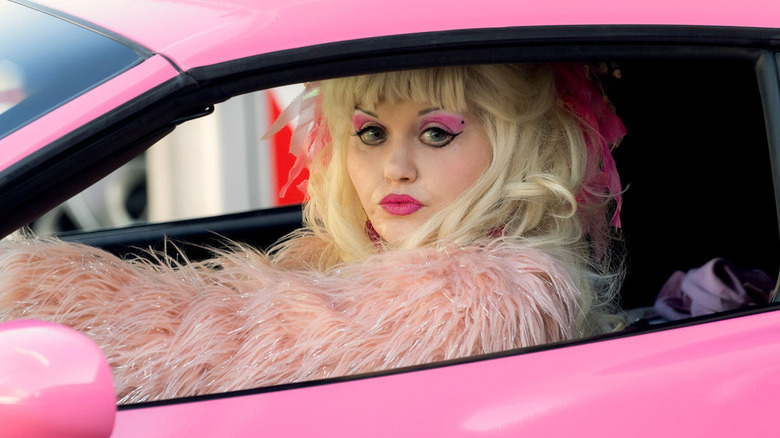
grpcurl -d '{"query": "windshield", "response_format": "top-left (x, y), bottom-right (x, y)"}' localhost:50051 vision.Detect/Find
top-left (0, 1), bottom-right (143, 139)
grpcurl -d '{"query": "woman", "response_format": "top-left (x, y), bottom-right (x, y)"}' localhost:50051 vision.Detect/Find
top-left (0, 63), bottom-right (625, 403)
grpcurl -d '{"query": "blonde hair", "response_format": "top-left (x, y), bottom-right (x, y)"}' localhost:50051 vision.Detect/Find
top-left (276, 64), bottom-right (623, 334)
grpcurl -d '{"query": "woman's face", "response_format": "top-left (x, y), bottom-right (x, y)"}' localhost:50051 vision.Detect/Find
top-left (347, 100), bottom-right (492, 244)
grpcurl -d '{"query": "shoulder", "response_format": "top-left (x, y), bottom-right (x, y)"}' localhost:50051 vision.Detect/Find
top-left (336, 240), bottom-right (580, 305)
top-left (350, 240), bottom-right (573, 278)
top-left (270, 232), bottom-right (337, 270)
top-left (329, 240), bottom-right (582, 345)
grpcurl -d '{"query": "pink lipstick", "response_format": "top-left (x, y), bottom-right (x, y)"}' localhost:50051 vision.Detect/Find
top-left (380, 194), bottom-right (423, 215)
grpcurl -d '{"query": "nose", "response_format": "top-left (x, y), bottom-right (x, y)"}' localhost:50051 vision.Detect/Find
top-left (383, 140), bottom-right (417, 183)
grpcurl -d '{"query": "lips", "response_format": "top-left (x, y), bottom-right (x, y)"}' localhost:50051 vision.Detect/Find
top-left (379, 194), bottom-right (423, 215)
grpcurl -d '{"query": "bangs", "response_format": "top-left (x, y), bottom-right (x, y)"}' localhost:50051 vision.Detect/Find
top-left (323, 67), bottom-right (470, 115)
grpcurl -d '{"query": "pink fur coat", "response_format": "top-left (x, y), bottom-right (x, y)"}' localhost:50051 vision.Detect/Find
top-left (0, 236), bottom-right (580, 404)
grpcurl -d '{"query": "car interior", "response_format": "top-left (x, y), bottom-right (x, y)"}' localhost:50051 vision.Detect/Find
top-left (46, 56), bottom-right (780, 333)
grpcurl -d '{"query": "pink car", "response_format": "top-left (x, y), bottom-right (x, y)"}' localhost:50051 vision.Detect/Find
top-left (2, 0), bottom-right (780, 436)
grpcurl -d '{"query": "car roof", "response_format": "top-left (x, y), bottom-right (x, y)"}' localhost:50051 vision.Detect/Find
top-left (28, 0), bottom-right (780, 72)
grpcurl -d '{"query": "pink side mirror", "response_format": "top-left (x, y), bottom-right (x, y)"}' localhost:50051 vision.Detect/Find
top-left (0, 320), bottom-right (116, 437)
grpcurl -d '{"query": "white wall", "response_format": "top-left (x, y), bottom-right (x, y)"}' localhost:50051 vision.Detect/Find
top-left (146, 91), bottom-right (275, 222)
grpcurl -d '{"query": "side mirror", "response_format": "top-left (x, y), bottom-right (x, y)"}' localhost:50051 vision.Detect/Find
top-left (0, 319), bottom-right (116, 437)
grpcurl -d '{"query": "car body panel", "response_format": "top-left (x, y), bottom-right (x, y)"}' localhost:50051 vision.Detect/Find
top-left (26, 0), bottom-right (780, 72)
top-left (0, 55), bottom-right (178, 172)
top-left (112, 309), bottom-right (780, 437)
top-left (0, 320), bottom-right (116, 438)
top-left (1, 1), bottom-right (779, 437)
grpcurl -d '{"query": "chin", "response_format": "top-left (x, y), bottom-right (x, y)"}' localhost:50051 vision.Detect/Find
top-left (375, 229), bottom-right (407, 245)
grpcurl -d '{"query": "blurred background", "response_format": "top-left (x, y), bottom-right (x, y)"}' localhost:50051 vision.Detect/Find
top-left (31, 84), bottom-right (305, 235)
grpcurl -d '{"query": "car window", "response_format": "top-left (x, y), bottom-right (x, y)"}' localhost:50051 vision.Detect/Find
top-left (0, 1), bottom-right (142, 140)
top-left (29, 84), bottom-right (305, 234)
top-left (28, 59), bottom-right (780, 338)
top-left (612, 60), bottom-right (779, 314)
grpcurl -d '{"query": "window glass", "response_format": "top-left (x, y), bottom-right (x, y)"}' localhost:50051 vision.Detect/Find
top-left (0, 2), bottom-right (142, 139)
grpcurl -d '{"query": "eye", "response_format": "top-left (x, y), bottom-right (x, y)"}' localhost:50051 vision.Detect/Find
top-left (420, 127), bottom-right (459, 147)
top-left (355, 125), bottom-right (386, 146)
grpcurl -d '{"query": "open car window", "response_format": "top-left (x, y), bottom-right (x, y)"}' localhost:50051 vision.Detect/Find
top-left (31, 57), bottom-right (780, 336)
top-left (611, 59), bottom-right (779, 311)
top-left (30, 84), bottom-right (306, 234)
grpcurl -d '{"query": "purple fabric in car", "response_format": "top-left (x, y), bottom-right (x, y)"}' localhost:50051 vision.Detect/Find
top-left (654, 258), bottom-right (775, 320)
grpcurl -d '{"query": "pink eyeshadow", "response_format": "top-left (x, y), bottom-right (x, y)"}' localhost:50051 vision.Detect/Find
top-left (352, 114), bottom-right (374, 131)
top-left (420, 113), bottom-right (466, 132)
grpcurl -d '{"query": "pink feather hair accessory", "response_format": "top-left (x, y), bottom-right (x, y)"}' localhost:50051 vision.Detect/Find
top-left (553, 63), bottom-right (626, 238)
top-left (262, 82), bottom-right (329, 198)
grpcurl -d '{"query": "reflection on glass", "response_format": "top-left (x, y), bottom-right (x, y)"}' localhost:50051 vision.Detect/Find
top-left (0, 60), bottom-right (25, 116)
top-left (0, 1), bottom-right (141, 139)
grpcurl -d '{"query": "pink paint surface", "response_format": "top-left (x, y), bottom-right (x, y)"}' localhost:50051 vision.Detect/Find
top-left (0, 55), bottom-right (178, 172)
top-left (0, 320), bottom-right (116, 438)
top-left (30, 0), bottom-right (780, 72)
top-left (1, 2), bottom-right (777, 435)
top-left (111, 310), bottom-right (780, 437)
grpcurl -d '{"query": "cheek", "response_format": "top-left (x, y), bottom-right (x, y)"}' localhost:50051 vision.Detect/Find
top-left (441, 159), bottom-right (486, 198)
top-left (437, 134), bottom-right (492, 200)
top-left (467, 130), bottom-right (493, 182)
top-left (346, 143), bottom-right (371, 202)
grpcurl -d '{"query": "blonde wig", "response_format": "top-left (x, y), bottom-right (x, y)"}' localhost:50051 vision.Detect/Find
top-left (276, 64), bottom-right (624, 334)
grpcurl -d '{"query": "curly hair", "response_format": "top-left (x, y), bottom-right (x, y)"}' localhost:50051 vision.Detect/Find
top-left (274, 64), bottom-right (624, 335)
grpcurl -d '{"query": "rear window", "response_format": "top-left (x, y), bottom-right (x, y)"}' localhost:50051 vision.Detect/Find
top-left (0, 1), bottom-right (143, 139)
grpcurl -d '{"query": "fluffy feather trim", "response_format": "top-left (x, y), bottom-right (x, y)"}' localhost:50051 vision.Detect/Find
top-left (0, 237), bottom-right (580, 404)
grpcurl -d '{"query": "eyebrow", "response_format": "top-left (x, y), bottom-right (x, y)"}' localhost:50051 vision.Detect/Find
top-left (354, 106), bottom-right (443, 117)
top-left (354, 107), bottom-right (377, 117)
top-left (418, 107), bottom-right (442, 116)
